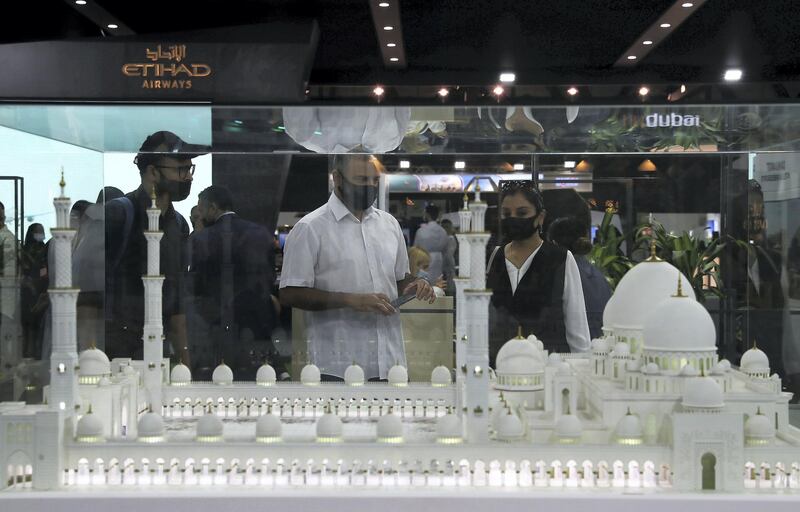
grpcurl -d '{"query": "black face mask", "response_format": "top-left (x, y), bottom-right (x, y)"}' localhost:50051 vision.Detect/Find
top-left (155, 172), bottom-right (191, 202)
top-left (338, 175), bottom-right (378, 211)
top-left (502, 213), bottom-right (540, 241)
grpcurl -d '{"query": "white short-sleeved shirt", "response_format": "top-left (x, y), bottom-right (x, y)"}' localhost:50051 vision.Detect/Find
top-left (280, 193), bottom-right (409, 379)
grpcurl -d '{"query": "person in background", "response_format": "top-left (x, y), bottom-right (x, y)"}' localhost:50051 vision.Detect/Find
top-left (548, 216), bottom-right (611, 339)
top-left (440, 218), bottom-right (457, 295)
top-left (408, 246), bottom-right (446, 297)
top-left (486, 181), bottom-right (590, 365)
top-left (19, 223), bottom-right (48, 359)
top-left (280, 154), bottom-right (434, 380)
top-left (0, 202), bottom-right (19, 353)
top-left (190, 205), bottom-right (205, 233)
top-left (414, 203), bottom-right (448, 284)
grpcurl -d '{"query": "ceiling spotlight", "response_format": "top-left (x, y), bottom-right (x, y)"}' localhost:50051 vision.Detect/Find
top-left (383, 26), bottom-right (394, 31)
top-left (389, 57), bottom-right (399, 62)
top-left (107, 24), bottom-right (118, 29)
top-left (454, 161), bottom-right (466, 170)
top-left (399, 160), bottom-right (410, 169)
top-left (627, 55), bottom-right (637, 60)
top-left (642, 40), bottom-right (653, 45)
top-left (680, 84), bottom-right (687, 93)
top-left (724, 69), bottom-right (743, 81)
top-left (564, 160), bottom-right (576, 169)
top-left (386, 43), bottom-right (396, 47)
top-left (373, 86), bottom-right (385, 96)
top-left (513, 163), bottom-right (524, 171)
top-left (499, 72), bottom-right (516, 83)
top-left (437, 88), bottom-right (449, 98)
top-left (566, 87), bottom-right (578, 96)
top-left (660, 23), bottom-right (671, 28)
top-left (492, 85), bottom-right (505, 96)
top-left (639, 86), bottom-right (650, 96)
top-left (75, 0), bottom-right (87, 4)
top-left (681, 2), bottom-right (694, 7)
top-left (378, 2), bottom-right (390, 6)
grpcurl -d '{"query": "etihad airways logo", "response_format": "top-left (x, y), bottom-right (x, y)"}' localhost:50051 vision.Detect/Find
top-left (644, 113), bottom-right (701, 128)
top-left (122, 45), bottom-right (212, 90)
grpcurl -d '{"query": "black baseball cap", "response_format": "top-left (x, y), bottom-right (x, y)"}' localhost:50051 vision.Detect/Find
top-left (135, 131), bottom-right (210, 169)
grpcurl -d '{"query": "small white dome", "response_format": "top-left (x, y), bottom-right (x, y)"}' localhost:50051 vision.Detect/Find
top-left (611, 342), bottom-right (630, 357)
top-left (555, 414), bottom-right (582, 440)
top-left (301, 364), bottom-right (321, 385)
top-left (137, 411), bottom-right (165, 439)
top-left (682, 377), bottom-right (724, 409)
top-left (643, 292), bottom-right (716, 352)
top-left (642, 362), bottom-right (660, 375)
top-left (212, 362), bottom-right (233, 385)
top-left (556, 362), bottom-right (572, 376)
top-left (344, 364), bottom-right (365, 386)
top-left (76, 410), bottom-right (104, 440)
top-left (614, 411), bottom-right (643, 441)
top-left (741, 348), bottom-right (770, 373)
top-left (196, 412), bottom-right (224, 440)
top-left (376, 412), bottom-right (403, 441)
top-left (387, 365), bottom-right (408, 386)
top-left (526, 334), bottom-right (544, 351)
top-left (591, 338), bottom-right (610, 353)
top-left (495, 411), bottom-right (524, 441)
top-left (256, 363), bottom-right (276, 385)
top-left (680, 364), bottom-right (700, 377)
top-left (710, 362), bottom-right (727, 375)
top-left (497, 335), bottom-right (545, 375)
top-left (718, 359), bottom-right (731, 370)
top-left (255, 414), bottom-right (282, 440)
top-left (436, 413), bottom-right (463, 442)
top-left (78, 347), bottom-right (111, 377)
top-left (547, 353), bottom-right (563, 365)
top-left (316, 412), bottom-right (343, 441)
top-left (170, 363), bottom-right (191, 385)
top-left (431, 365), bottom-right (452, 386)
top-left (745, 412), bottom-right (775, 440)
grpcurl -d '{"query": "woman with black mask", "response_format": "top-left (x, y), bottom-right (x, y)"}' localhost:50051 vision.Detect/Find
top-left (486, 181), bottom-right (590, 366)
top-left (20, 223), bottom-right (48, 359)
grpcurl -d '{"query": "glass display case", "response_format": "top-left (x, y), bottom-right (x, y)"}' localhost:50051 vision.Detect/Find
top-left (1, 103), bottom-right (800, 496)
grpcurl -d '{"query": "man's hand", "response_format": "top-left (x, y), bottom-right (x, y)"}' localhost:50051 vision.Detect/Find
top-left (402, 277), bottom-right (436, 304)
top-left (346, 293), bottom-right (397, 315)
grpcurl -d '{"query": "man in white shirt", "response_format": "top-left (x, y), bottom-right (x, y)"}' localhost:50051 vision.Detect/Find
top-left (280, 155), bottom-right (435, 380)
top-left (413, 203), bottom-right (448, 282)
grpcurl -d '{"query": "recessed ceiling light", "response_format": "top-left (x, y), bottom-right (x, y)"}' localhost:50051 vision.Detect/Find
top-left (438, 88), bottom-right (449, 97)
top-left (373, 86), bottom-right (385, 96)
top-left (454, 161), bottom-right (466, 170)
top-left (567, 87), bottom-right (578, 96)
top-left (107, 24), bottom-right (118, 29)
top-left (75, 0), bottom-right (87, 4)
top-left (386, 43), bottom-right (396, 48)
top-left (642, 40), bottom-right (653, 45)
top-left (564, 161), bottom-right (576, 169)
top-left (724, 69), bottom-right (743, 81)
top-left (627, 55), bottom-right (637, 60)
top-left (660, 23), bottom-right (671, 28)
top-left (680, 84), bottom-right (686, 93)
top-left (499, 72), bottom-right (516, 83)
top-left (378, 2), bottom-right (390, 6)
top-left (639, 86), bottom-right (650, 96)
top-left (513, 163), bottom-right (524, 171)
top-left (383, 26), bottom-right (394, 31)
top-left (681, 2), bottom-right (694, 7)
top-left (492, 85), bottom-right (504, 96)
top-left (399, 160), bottom-right (410, 169)
top-left (389, 57), bottom-right (399, 62)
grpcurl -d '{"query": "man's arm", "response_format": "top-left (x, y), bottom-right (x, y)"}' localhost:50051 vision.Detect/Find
top-left (280, 286), bottom-right (395, 315)
top-left (397, 273), bottom-right (436, 303)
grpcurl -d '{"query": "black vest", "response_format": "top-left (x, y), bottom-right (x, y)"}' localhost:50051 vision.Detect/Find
top-left (487, 242), bottom-right (569, 365)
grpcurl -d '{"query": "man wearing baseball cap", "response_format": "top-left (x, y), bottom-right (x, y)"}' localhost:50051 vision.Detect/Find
top-left (104, 131), bottom-right (209, 363)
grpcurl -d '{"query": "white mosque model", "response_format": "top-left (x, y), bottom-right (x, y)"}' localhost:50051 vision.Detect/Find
top-left (1, 176), bottom-right (799, 493)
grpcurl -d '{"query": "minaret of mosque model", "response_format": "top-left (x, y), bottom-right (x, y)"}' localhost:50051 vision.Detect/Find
top-left (453, 193), bottom-right (473, 410)
top-left (456, 184), bottom-right (492, 443)
top-left (142, 186), bottom-right (165, 409)
top-left (48, 170), bottom-right (80, 418)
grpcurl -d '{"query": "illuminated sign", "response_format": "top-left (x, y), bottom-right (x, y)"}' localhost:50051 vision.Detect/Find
top-left (644, 113), bottom-right (700, 128)
top-left (122, 45), bottom-right (212, 90)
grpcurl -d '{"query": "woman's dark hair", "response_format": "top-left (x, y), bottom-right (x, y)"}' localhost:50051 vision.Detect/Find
top-left (499, 180), bottom-right (544, 213)
top-left (24, 223), bottom-right (45, 247)
top-left (547, 216), bottom-right (593, 255)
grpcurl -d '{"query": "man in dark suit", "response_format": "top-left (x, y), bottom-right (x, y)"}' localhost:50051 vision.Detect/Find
top-left (190, 185), bottom-right (283, 380)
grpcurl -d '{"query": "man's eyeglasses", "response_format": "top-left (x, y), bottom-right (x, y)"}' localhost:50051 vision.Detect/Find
top-left (154, 164), bottom-right (196, 179)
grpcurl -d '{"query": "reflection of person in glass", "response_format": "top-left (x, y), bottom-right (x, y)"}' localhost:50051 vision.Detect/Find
top-left (105, 131), bottom-right (208, 363)
top-left (487, 181), bottom-right (590, 365)
top-left (279, 154), bottom-right (435, 380)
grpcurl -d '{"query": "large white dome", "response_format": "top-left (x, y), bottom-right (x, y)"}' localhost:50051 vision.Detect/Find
top-left (301, 364), bottom-right (321, 385)
top-left (255, 414), bottom-right (282, 441)
top-left (745, 412), bottom-right (774, 441)
top-left (682, 377), bottom-right (724, 409)
top-left (316, 412), bottom-right (343, 442)
top-left (376, 412), bottom-right (403, 442)
top-left (170, 363), bottom-right (191, 385)
top-left (387, 365), bottom-right (408, 386)
top-left (196, 412), bottom-right (224, 440)
top-left (554, 414), bottom-right (582, 440)
top-left (436, 413), bottom-right (463, 443)
top-left (137, 411), bottom-right (165, 439)
top-left (496, 335), bottom-right (545, 375)
top-left (606, 259), bottom-right (695, 331)
top-left (741, 348), bottom-right (770, 373)
top-left (643, 293), bottom-right (716, 352)
top-left (614, 411), bottom-right (643, 442)
top-left (76, 410), bottom-right (104, 441)
top-left (78, 347), bottom-right (110, 377)
top-left (212, 362), bottom-right (233, 385)
top-left (344, 364), bottom-right (365, 386)
top-left (256, 363), bottom-right (276, 386)
top-left (495, 411), bottom-right (524, 441)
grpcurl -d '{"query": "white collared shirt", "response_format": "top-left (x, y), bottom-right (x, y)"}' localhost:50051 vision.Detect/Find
top-left (280, 193), bottom-right (409, 379)
top-left (505, 244), bottom-right (591, 353)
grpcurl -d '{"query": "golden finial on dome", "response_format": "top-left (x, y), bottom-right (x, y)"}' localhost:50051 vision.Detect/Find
top-left (626, 407), bottom-right (632, 416)
top-left (475, 183), bottom-right (481, 192)
top-left (672, 272), bottom-right (687, 298)
top-left (89, 340), bottom-right (96, 350)
top-left (87, 404), bottom-right (93, 414)
top-left (516, 325), bottom-right (524, 339)
top-left (462, 193), bottom-right (469, 209)
top-left (645, 239), bottom-right (662, 262)
top-left (59, 167), bottom-right (66, 190)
